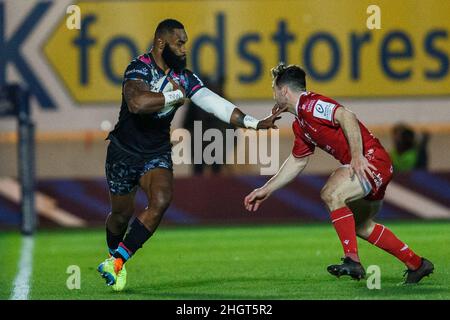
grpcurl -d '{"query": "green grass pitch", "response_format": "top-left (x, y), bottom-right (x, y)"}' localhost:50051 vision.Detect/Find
top-left (1, 221), bottom-right (449, 300)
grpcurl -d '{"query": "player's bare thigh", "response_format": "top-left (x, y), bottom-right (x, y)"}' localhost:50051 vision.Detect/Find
top-left (139, 168), bottom-right (173, 200)
top-left (348, 198), bottom-right (382, 238)
top-left (320, 165), bottom-right (369, 212)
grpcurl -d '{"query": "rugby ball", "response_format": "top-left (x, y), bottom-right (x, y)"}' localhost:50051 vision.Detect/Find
top-left (153, 75), bottom-right (173, 93)
top-left (152, 75), bottom-right (176, 115)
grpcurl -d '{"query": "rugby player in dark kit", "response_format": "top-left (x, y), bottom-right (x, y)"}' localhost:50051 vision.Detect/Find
top-left (97, 19), bottom-right (284, 291)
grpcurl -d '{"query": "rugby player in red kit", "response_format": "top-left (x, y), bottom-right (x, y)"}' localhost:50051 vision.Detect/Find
top-left (244, 63), bottom-right (434, 284)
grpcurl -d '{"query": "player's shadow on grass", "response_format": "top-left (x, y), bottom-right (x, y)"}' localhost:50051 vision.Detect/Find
top-left (116, 276), bottom-right (291, 299)
top-left (115, 290), bottom-right (272, 300)
top-left (105, 275), bottom-right (446, 300)
top-left (347, 274), bottom-right (446, 299)
top-left (359, 284), bottom-right (446, 296)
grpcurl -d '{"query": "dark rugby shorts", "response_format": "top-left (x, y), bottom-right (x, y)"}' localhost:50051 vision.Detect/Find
top-left (105, 142), bottom-right (172, 195)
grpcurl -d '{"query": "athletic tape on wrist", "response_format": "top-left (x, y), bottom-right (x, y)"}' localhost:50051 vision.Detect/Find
top-left (243, 115), bottom-right (259, 129)
top-left (163, 89), bottom-right (183, 107)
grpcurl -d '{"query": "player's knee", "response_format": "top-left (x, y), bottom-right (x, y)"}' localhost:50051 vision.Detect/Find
top-left (320, 187), bottom-right (329, 202)
top-left (149, 190), bottom-right (172, 213)
top-left (111, 207), bottom-right (134, 221)
top-left (320, 187), bottom-right (345, 208)
top-left (108, 208), bottom-right (133, 231)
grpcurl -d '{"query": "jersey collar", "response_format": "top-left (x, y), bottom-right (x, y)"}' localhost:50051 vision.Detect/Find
top-left (295, 91), bottom-right (309, 116)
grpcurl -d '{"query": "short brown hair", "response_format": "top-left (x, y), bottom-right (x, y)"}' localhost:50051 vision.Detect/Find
top-left (271, 63), bottom-right (306, 91)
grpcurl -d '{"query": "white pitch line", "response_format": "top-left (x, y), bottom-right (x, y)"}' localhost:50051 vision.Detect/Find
top-left (10, 236), bottom-right (35, 300)
top-left (385, 182), bottom-right (450, 219)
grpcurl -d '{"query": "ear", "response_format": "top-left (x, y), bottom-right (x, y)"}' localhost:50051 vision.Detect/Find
top-left (156, 37), bottom-right (165, 50)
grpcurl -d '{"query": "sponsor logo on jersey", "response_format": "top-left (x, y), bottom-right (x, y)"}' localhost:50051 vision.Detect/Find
top-left (125, 68), bottom-right (148, 76)
top-left (313, 100), bottom-right (337, 121)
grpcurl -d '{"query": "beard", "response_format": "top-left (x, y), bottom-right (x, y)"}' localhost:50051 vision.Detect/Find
top-left (162, 45), bottom-right (187, 72)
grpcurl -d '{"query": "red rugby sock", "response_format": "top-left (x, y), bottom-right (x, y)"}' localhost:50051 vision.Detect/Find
top-left (367, 223), bottom-right (422, 270)
top-left (330, 207), bottom-right (360, 262)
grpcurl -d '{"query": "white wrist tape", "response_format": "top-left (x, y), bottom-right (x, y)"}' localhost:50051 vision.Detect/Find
top-left (163, 89), bottom-right (184, 107)
top-left (243, 115), bottom-right (259, 129)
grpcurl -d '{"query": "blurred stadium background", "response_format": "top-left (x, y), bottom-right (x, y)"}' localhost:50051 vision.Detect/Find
top-left (0, 0), bottom-right (449, 300)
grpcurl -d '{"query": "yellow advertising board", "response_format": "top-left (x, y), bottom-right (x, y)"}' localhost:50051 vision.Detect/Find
top-left (44, 0), bottom-right (450, 103)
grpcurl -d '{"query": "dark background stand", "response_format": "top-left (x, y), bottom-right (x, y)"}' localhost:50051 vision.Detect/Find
top-left (0, 84), bottom-right (35, 234)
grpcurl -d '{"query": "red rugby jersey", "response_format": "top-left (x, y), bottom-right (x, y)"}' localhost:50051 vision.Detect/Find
top-left (292, 91), bottom-right (384, 164)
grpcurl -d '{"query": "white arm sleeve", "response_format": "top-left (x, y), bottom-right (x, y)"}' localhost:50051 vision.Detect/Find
top-left (190, 87), bottom-right (236, 123)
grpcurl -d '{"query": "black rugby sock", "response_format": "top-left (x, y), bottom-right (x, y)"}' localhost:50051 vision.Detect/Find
top-left (106, 226), bottom-right (126, 255)
top-left (113, 218), bottom-right (152, 262)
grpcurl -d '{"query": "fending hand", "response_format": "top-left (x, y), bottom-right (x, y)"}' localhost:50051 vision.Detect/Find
top-left (257, 104), bottom-right (288, 129)
top-left (244, 187), bottom-right (271, 212)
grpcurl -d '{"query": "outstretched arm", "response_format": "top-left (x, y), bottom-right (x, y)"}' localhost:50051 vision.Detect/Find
top-left (334, 107), bottom-right (376, 182)
top-left (244, 154), bottom-right (309, 212)
top-left (190, 87), bottom-right (286, 130)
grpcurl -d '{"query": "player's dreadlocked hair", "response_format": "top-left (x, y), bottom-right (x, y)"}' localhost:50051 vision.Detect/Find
top-left (155, 19), bottom-right (185, 37)
top-left (271, 63), bottom-right (306, 91)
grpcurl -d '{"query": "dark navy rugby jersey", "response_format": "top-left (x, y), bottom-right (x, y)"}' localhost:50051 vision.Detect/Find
top-left (108, 52), bottom-right (204, 156)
